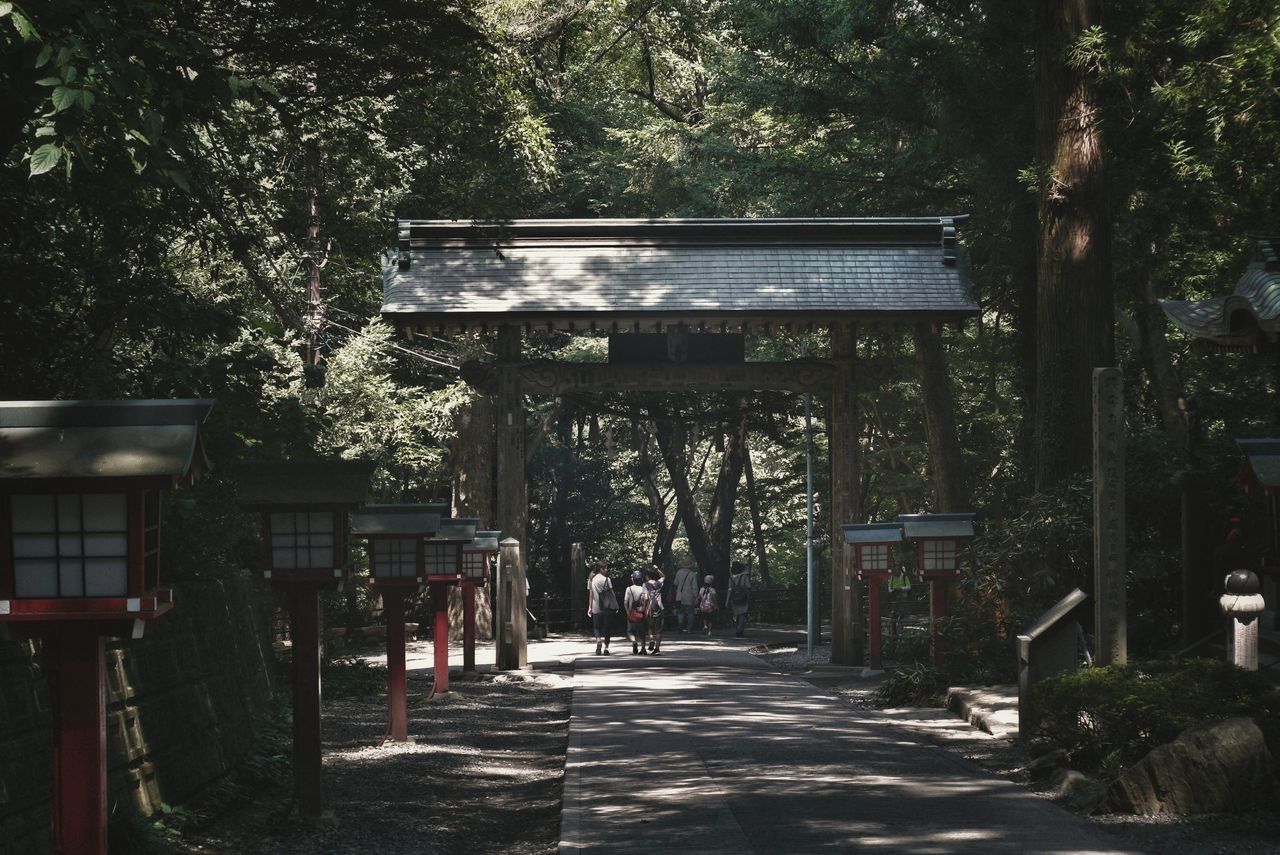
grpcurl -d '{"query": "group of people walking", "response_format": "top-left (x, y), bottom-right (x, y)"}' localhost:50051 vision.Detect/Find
top-left (585, 556), bottom-right (751, 655)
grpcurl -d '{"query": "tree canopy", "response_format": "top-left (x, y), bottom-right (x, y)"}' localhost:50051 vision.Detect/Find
top-left (4, 0), bottom-right (1279, 659)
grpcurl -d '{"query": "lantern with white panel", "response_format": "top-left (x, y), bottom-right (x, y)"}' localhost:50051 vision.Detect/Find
top-left (0, 399), bottom-right (213, 855)
top-left (423, 517), bottom-right (476, 692)
top-left (899, 512), bottom-right (976, 664)
top-left (235, 460), bottom-right (376, 585)
top-left (461, 530), bottom-right (500, 672)
top-left (351, 505), bottom-right (441, 742)
top-left (234, 459), bottom-right (374, 818)
top-left (840, 522), bottom-right (904, 671)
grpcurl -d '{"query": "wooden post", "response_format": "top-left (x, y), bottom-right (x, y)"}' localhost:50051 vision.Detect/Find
top-left (48, 626), bottom-right (107, 855)
top-left (867, 580), bottom-right (882, 671)
top-left (462, 582), bottom-right (477, 672)
top-left (288, 585), bottom-right (325, 816)
top-left (570, 543), bottom-right (587, 632)
top-left (1093, 368), bottom-right (1127, 666)
top-left (497, 538), bottom-right (528, 670)
top-left (829, 323), bottom-right (863, 665)
top-left (496, 325), bottom-right (528, 568)
top-left (430, 581), bottom-right (451, 693)
top-left (384, 588), bottom-right (408, 742)
top-left (930, 580), bottom-right (949, 665)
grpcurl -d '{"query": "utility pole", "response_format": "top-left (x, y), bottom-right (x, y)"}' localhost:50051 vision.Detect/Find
top-left (304, 183), bottom-right (325, 367)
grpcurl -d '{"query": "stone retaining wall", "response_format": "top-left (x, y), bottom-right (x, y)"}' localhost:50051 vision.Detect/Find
top-left (0, 577), bottom-right (278, 854)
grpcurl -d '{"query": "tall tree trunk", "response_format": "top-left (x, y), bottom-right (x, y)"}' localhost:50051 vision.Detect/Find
top-left (449, 394), bottom-right (495, 641)
top-left (913, 322), bottom-right (965, 512)
top-left (638, 424), bottom-right (678, 567)
top-left (1033, 0), bottom-right (1114, 490)
top-left (743, 438), bottom-right (773, 587)
top-left (1119, 251), bottom-right (1186, 447)
top-left (829, 323), bottom-right (863, 665)
top-left (707, 406), bottom-right (749, 591)
top-left (652, 406), bottom-right (748, 583)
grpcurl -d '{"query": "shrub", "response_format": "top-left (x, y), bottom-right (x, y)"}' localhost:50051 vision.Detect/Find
top-left (322, 655), bottom-right (388, 699)
top-left (874, 662), bottom-right (950, 708)
top-left (1025, 658), bottom-right (1280, 779)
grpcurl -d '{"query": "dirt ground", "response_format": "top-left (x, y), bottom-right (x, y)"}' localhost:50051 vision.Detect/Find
top-left (170, 662), bottom-right (571, 855)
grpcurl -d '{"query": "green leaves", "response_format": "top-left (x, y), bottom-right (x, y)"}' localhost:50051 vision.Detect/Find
top-left (27, 143), bottom-right (62, 176)
top-left (50, 86), bottom-right (77, 111)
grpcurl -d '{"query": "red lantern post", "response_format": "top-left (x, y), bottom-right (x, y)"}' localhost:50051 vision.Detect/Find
top-left (840, 523), bottom-right (904, 670)
top-left (350, 505), bottom-right (443, 742)
top-left (899, 513), bottom-right (976, 665)
top-left (424, 517), bottom-right (476, 693)
top-left (234, 460), bottom-right (374, 818)
top-left (461, 531), bottom-right (500, 672)
top-left (0, 399), bottom-right (213, 855)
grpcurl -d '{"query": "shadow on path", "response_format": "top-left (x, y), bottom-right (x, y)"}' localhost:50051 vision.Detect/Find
top-left (560, 637), bottom-right (1139, 854)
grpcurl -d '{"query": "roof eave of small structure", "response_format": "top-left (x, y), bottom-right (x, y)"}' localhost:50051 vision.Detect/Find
top-left (234, 459), bottom-right (376, 510)
top-left (434, 517), bottom-right (479, 541)
top-left (465, 533), bottom-right (502, 552)
top-left (1237, 438), bottom-right (1280, 492)
top-left (351, 506), bottom-right (442, 537)
top-left (840, 522), bottom-right (905, 545)
top-left (1159, 239), bottom-right (1280, 347)
top-left (898, 512), bottom-right (977, 539)
top-left (0, 399), bottom-right (215, 483)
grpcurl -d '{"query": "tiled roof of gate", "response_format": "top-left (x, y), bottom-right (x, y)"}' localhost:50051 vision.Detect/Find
top-left (382, 218), bottom-right (978, 328)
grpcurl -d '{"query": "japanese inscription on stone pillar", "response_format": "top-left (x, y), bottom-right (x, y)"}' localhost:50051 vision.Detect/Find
top-left (1093, 367), bottom-right (1126, 666)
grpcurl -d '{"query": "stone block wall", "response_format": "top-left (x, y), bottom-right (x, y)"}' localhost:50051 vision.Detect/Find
top-left (0, 577), bottom-right (278, 855)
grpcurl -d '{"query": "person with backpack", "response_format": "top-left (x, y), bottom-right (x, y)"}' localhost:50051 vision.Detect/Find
top-left (643, 565), bottom-right (666, 655)
top-left (697, 574), bottom-right (717, 636)
top-left (672, 556), bottom-right (699, 634)
top-left (587, 563), bottom-right (617, 656)
top-left (624, 570), bottom-right (650, 655)
top-left (725, 560), bottom-right (750, 637)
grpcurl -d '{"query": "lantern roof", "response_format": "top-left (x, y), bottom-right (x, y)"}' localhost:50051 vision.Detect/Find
top-left (350, 505), bottom-right (442, 537)
top-left (1237, 438), bottom-right (1280, 495)
top-left (898, 512), bottom-right (976, 539)
top-left (464, 531), bottom-right (502, 553)
top-left (434, 517), bottom-right (478, 541)
top-left (0, 399), bottom-right (214, 483)
top-left (234, 459), bottom-right (375, 510)
top-left (840, 522), bottom-right (904, 545)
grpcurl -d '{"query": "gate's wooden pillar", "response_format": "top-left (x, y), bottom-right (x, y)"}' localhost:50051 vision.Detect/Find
top-left (496, 325), bottom-right (529, 566)
top-left (570, 543), bottom-right (587, 631)
top-left (829, 323), bottom-right (863, 666)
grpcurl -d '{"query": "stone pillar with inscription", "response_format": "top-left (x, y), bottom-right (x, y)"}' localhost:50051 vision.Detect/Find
top-left (829, 323), bottom-right (863, 666)
top-left (1093, 367), bottom-right (1127, 666)
top-left (496, 537), bottom-right (528, 670)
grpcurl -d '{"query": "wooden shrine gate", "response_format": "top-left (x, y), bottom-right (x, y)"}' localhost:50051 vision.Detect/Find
top-left (380, 218), bottom-right (978, 665)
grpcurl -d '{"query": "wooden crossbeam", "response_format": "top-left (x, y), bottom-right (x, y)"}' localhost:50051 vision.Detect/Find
top-left (460, 359), bottom-right (838, 394)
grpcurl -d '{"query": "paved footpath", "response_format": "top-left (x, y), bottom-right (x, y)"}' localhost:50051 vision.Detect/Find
top-left (559, 632), bottom-right (1140, 854)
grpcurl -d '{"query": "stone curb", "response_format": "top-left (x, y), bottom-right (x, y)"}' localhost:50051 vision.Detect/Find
top-left (946, 684), bottom-right (1020, 739)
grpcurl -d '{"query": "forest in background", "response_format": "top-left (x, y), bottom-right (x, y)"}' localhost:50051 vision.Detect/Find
top-left (3, 0), bottom-right (1280, 671)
